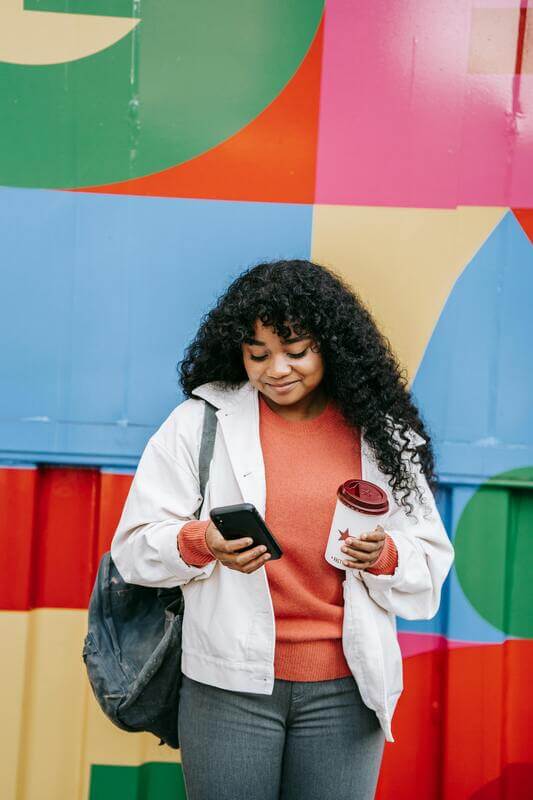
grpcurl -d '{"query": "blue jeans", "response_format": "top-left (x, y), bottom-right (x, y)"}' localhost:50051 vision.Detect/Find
top-left (178, 673), bottom-right (385, 800)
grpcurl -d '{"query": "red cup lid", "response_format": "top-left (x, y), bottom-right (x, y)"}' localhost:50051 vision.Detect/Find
top-left (337, 479), bottom-right (389, 515)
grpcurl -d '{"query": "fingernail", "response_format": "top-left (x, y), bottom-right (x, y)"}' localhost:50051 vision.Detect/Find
top-left (346, 538), bottom-right (352, 545)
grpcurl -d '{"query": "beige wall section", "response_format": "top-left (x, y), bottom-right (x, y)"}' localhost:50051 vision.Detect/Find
top-left (0, 610), bottom-right (180, 800)
top-left (311, 205), bottom-right (506, 382)
top-left (468, 8), bottom-right (520, 74)
top-left (0, 1), bottom-right (139, 66)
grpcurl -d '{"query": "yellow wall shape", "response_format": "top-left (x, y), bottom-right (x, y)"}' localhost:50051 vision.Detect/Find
top-left (311, 205), bottom-right (506, 381)
top-left (0, 0), bottom-right (139, 66)
top-left (0, 609), bottom-right (180, 800)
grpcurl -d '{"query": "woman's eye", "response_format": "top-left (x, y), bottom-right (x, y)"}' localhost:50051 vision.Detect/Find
top-left (249, 348), bottom-right (308, 362)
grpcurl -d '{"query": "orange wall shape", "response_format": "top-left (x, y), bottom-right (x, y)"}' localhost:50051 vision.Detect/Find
top-left (84, 20), bottom-right (324, 205)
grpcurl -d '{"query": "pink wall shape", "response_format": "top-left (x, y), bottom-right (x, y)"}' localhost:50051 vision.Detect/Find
top-left (316, 0), bottom-right (533, 208)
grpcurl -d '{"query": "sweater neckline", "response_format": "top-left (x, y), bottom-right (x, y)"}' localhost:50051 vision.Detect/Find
top-left (258, 391), bottom-right (340, 434)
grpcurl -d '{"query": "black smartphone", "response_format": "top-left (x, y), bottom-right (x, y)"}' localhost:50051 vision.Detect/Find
top-left (209, 503), bottom-right (283, 560)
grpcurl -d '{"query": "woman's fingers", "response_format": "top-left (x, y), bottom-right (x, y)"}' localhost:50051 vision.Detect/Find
top-left (343, 558), bottom-right (379, 569)
top-left (343, 549), bottom-right (380, 564)
top-left (210, 528), bottom-right (252, 557)
top-left (221, 542), bottom-right (271, 572)
top-left (225, 536), bottom-right (255, 553)
top-left (343, 526), bottom-right (386, 554)
top-left (344, 538), bottom-right (381, 554)
top-left (360, 525), bottom-right (386, 541)
top-left (240, 552), bottom-right (272, 573)
top-left (235, 544), bottom-right (267, 565)
top-left (360, 532), bottom-right (386, 543)
top-left (343, 549), bottom-right (381, 568)
top-left (342, 529), bottom-right (385, 566)
top-left (208, 524), bottom-right (272, 573)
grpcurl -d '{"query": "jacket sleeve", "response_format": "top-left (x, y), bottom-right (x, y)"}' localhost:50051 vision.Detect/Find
top-left (110, 432), bottom-right (217, 589)
top-left (359, 445), bottom-right (454, 620)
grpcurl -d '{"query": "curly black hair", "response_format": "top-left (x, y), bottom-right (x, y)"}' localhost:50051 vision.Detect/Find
top-left (179, 259), bottom-right (436, 514)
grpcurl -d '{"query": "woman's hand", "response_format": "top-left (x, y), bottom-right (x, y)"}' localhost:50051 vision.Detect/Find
top-left (205, 521), bottom-right (271, 573)
top-left (341, 524), bottom-right (387, 570)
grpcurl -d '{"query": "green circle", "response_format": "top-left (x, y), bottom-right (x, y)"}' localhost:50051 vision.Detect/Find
top-left (454, 467), bottom-right (533, 638)
top-left (0, 0), bottom-right (324, 188)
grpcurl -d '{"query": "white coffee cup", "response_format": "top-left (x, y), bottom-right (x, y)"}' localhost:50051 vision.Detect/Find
top-left (325, 479), bottom-right (390, 570)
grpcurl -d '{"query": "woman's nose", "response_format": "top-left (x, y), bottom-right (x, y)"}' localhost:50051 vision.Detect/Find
top-left (266, 354), bottom-right (293, 377)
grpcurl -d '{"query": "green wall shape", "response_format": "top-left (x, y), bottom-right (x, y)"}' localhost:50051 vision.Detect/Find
top-left (1, 0), bottom-right (324, 188)
top-left (454, 467), bottom-right (533, 638)
top-left (89, 762), bottom-right (187, 800)
top-left (25, 0), bottom-right (136, 16)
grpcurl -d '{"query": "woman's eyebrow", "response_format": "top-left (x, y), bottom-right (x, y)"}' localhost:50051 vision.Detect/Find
top-left (245, 335), bottom-right (310, 346)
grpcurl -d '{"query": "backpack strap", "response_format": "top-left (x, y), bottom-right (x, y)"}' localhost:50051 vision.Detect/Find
top-left (196, 401), bottom-right (217, 517)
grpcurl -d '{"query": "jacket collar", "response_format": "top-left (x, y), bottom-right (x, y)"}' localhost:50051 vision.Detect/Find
top-left (192, 380), bottom-right (266, 513)
top-left (191, 381), bottom-right (424, 448)
top-left (190, 381), bottom-right (416, 519)
top-left (191, 380), bottom-right (253, 413)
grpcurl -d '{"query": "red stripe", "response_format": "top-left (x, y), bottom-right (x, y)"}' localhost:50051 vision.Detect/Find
top-left (0, 467), bottom-right (132, 610)
top-left (0, 467), bottom-right (37, 609)
top-left (515, 5), bottom-right (528, 76)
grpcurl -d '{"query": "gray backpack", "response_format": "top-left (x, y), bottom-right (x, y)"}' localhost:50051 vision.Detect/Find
top-left (82, 400), bottom-right (217, 749)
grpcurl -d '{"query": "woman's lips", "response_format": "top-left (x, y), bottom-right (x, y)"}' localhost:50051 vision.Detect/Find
top-left (267, 381), bottom-right (299, 393)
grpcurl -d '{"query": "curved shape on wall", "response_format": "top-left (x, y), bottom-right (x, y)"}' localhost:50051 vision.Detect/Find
top-left (0, 0), bottom-right (324, 188)
top-left (412, 211), bottom-right (533, 478)
top-left (0, 0), bottom-right (139, 65)
top-left (311, 205), bottom-right (506, 381)
top-left (84, 21), bottom-right (324, 204)
top-left (454, 467), bottom-right (533, 638)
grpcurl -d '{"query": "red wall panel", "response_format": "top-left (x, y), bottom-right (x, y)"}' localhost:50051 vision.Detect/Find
top-left (0, 467), bottom-right (132, 611)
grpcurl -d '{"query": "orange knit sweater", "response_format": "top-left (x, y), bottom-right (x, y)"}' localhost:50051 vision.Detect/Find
top-left (178, 393), bottom-right (398, 681)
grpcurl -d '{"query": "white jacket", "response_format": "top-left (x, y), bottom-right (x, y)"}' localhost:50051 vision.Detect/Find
top-left (111, 380), bottom-right (454, 742)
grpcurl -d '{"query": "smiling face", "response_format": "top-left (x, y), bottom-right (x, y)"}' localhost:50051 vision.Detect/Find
top-left (241, 319), bottom-right (325, 410)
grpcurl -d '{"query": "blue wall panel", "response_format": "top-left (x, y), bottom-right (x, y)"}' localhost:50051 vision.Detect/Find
top-left (0, 188), bottom-right (312, 465)
top-left (413, 211), bottom-right (533, 481)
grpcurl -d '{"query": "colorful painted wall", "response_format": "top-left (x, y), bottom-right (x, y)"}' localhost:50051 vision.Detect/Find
top-left (1, 2), bottom-right (532, 798)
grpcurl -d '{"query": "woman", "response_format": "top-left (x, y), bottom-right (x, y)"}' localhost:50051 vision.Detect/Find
top-left (111, 259), bottom-right (454, 800)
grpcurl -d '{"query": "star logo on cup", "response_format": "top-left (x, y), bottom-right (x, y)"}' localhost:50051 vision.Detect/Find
top-left (338, 528), bottom-right (350, 542)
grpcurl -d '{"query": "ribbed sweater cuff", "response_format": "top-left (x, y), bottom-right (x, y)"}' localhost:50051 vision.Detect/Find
top-left (365, 533), bottom-right (398, 575)
top-left (178, 520), bottom-right (214, 567)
